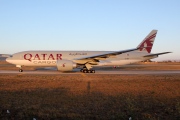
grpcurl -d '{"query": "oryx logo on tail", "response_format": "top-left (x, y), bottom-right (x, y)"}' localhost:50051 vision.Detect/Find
top-left (137, 30), bottom-right (157, 53)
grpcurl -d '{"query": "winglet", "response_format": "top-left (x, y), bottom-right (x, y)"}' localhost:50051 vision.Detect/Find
top-left (137, 30), bottom-right (157, 53)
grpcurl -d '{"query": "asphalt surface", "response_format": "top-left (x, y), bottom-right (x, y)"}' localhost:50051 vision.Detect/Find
top-left (0, 70), bottom-right (180, 75)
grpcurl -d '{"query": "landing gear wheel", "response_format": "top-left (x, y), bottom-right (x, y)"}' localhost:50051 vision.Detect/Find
top-left (83, 70), bottom-right (87, 73)
top-left (19, 69), bottom-right (23, 72)
top-left (82, 70), bottom-right (95, 73)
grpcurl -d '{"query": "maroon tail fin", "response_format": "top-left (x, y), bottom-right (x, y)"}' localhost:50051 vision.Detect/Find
top-left (137, 30), bottom-right (157, 53)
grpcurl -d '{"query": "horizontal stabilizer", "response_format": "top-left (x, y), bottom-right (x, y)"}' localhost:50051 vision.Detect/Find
top-left (143, 52), bottom-right (172, 57)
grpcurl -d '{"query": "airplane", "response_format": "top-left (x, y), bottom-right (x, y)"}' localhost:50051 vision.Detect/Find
top-left (6, 30), bottom-right (171, 73)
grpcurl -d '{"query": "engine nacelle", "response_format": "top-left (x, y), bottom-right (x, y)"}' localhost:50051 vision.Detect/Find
top-left (57, 60), bottom-right (77, 72)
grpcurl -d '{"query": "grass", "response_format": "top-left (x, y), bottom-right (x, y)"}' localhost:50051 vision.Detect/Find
top-left (0, 74), bottom-right (180, 119)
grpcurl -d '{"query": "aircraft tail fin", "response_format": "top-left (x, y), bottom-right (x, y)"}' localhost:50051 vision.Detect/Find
top-left (137, 30), bottom-right (157, 53)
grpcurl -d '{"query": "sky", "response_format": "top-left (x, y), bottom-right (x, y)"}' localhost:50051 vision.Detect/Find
top-left (0, 0), bottom-right (180, 61)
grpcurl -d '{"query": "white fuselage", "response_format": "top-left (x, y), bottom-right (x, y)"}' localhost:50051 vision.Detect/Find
top-left (6, 50), bottom-right (156, 67)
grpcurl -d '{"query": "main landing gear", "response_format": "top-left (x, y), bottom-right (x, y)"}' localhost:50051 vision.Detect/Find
top-left (80, 69), bottom-right (95, 73)
top-left (19, 69), bottom-right (23, 72)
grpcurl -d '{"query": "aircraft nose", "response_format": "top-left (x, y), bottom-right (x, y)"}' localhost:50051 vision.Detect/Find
top-left (6, 57), bottom-right (12, 63)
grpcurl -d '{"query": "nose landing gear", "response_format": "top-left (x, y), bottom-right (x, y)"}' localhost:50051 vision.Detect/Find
top-left (16, 65), bottom-right (23, 72)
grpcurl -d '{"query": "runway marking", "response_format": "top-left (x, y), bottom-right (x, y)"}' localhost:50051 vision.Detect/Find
top-left (0, 70), bottom-right (180, 75)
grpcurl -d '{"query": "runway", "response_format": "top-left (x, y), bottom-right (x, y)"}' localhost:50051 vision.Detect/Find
top-left (0, 70), bottom-right (180, 75)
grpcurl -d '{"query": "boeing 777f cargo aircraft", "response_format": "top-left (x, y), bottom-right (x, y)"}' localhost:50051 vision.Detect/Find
top-left (6, 30), bottom-right (171, 73)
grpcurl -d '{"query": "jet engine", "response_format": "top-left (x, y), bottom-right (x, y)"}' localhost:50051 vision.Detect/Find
top-left (57, 60), bottom-right (77, 71)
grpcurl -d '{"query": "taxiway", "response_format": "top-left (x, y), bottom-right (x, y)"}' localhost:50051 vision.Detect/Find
top-left (0, 70), bottom-right (180, 75)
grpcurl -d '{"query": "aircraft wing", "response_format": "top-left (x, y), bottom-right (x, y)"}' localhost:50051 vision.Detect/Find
top-left (143, 52), bottom-right (172, 57)
top-left (75, 48), bottom-right (139, 62)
